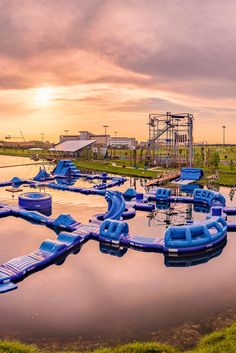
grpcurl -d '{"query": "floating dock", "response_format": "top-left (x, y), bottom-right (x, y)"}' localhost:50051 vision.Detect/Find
top-left (145, 172), bottom-right (180, 187)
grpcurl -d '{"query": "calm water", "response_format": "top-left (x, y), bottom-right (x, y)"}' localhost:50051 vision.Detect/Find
top-left (0, 155), bottom-right (236, 349)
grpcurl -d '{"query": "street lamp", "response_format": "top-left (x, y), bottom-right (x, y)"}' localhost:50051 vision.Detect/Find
top-left (103, 125), bottom-right (109, 146)
top-left (64, 129), bottom-right (69, 136)
top-left (222, 125), bottom-right (226, 145)
top-left (103, 125), bottom-right (109, 136)
top-left (41, 133), bottom-right (44, 143)
top-left (114, 131), bottom-right (118, 146)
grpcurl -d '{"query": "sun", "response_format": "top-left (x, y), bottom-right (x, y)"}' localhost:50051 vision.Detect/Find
top-left (35, 87), bottom-right (54, 105)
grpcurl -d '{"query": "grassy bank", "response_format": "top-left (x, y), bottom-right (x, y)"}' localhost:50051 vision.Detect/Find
top-left (3, 323), bottom-right (236, 353)
top-left (0, 148), bottom-right (236, 185)
top-left (74, 160), bottom-right (161, 178)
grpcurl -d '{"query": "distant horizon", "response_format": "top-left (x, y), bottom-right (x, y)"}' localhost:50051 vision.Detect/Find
top-left (1, 1), bottom-right (236, 143)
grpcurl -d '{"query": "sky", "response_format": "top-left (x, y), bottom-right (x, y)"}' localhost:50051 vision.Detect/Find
top-left (0, 0), bottom-right (236, 143)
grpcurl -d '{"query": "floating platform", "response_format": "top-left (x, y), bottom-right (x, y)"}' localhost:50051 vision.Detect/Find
top-left (145, 172), bottom-right (180, 187)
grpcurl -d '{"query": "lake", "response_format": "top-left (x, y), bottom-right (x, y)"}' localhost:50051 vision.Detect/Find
top-left (0, 155), bottom-right (235, 350)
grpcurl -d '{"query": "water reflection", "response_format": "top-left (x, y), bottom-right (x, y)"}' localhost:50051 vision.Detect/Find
top-left (98, 240), bottom-right (227, 268)
top-left (147, 202), bottom-right (209, 228)
top-left (180, 183), bottom-right (203, 194)
top-left (99, 242), bottom-right (128, 257)
top-left (164, 241), bottom-right (227, 267)
top-left (0, 157), bottom-right (235, 349)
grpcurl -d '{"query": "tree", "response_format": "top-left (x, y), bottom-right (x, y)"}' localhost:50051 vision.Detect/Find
top-left (230, 159), bottom-right (235, 171)
top-left (209, 151), bottom-right (220, 169)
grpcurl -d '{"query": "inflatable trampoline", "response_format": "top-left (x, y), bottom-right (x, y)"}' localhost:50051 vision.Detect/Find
top-left (18, 192), bottom-right (52, 211)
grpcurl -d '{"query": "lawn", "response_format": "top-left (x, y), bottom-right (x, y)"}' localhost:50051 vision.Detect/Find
top-left (74, 159), bottom-right (165, 178)
top-left (0, 147), bottom-right (236, 185)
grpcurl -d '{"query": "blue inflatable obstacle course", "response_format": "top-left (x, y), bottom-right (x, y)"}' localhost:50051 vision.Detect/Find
top-left (148, 187), bottom-right (226, 208)
top-left (123, 188), bottom-right (137, 200)
top-left (52, 160), bottom-right (80, 178)
top-left (0, 160), bottom-right (127, 197)
top-left (193, 188), bottom-right (226, 207)
top-left (180, 168), bottom-right (204, 181)
top-left (155, 188), bottom-right (171, 200)
top-left (164, 217), bottom-right (227, 252)
top-left (0, 221), bottom-right (100, 293)
top-left (33, 167), bottom-right (51, 182)
top-left (0, 183), bottom-right (233, 293)
top-left (97, 215), bottom-right (227, 254)
top-left (47, 214), bottom-right (81, 231)
top-left (172, 167), bottom-right (203, 185)
top-left (99, 219), bottom-right (129, 244)
top-left (93, 191), bottom-right (136, 222)
top-left (18, 192), bottom-right (52, 212)
top-left (122, 188), bottom-right (155, 212)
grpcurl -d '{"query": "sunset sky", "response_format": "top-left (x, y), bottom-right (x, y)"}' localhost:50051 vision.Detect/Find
top-left (1, 0), bottom-right (236, 143)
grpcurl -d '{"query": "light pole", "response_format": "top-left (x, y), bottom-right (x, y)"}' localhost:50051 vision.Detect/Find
top-left (41, 133), bottom-right (44, 143)
top-left (222, 125), bottom-right (226, 145)
top-left (103, 125), bottom-right (109, 146)
top-left (103, 125), bottom-right (109, 136)
top-left (113, 131), bottom-right (118, 157)
top-left (64, 129), bottom-right (69, 136)
top-left (114, 131), bottom-right (118, 146)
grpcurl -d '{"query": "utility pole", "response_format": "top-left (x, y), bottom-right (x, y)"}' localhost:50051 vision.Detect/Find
top-left (222, 125), bottom-right (226, 145)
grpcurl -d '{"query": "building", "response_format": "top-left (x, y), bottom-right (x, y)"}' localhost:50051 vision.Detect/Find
top-left (59, 135), bottom-right (82, 143)
top-left (108, 136), bottom-right (137, 148)
top-left (50, 140), bottom-right (96, 157)
top-left (59, 131), bottom-right (110, 146)
top-left (139, 141), bottom-right (148, 147)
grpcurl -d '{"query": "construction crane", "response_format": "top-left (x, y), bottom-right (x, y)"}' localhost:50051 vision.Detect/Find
top-left (5, 131), bottom-right (26, 142)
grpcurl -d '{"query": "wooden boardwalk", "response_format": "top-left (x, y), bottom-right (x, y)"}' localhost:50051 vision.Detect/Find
top-left (145, 171), bottom-right (180, 187)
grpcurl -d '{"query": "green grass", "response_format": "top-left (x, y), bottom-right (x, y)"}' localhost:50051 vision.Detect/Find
top-left (0, 340), bottom-right (38, 353)
top-left (74, 160), bottom-right (162, 178)
top-left (0, 148), bottom-right (51, 157)
top-left (0, 147), bottom-right (236, 185)
top-left (3, 323), bottom-right (236, 352)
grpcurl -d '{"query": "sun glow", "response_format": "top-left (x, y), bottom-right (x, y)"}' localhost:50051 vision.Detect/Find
top-left (35, 87), bottom-right (54, 105)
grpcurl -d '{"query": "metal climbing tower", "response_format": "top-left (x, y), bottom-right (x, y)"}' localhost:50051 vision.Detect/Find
top-left (147, 112), bottom-right (193, 167)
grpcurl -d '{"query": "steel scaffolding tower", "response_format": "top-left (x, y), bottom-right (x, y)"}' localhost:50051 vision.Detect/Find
top-left (147, 112), bottom-right (193, 167)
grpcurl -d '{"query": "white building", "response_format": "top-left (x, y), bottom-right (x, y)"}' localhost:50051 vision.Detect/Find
top-left (108, 136), bottom-right (137, 148)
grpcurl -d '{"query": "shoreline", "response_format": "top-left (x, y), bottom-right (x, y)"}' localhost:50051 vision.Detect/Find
top-left (2, 320), bottom-right (236, 352)
top-left (0, 149), bottom-right (235, 186)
